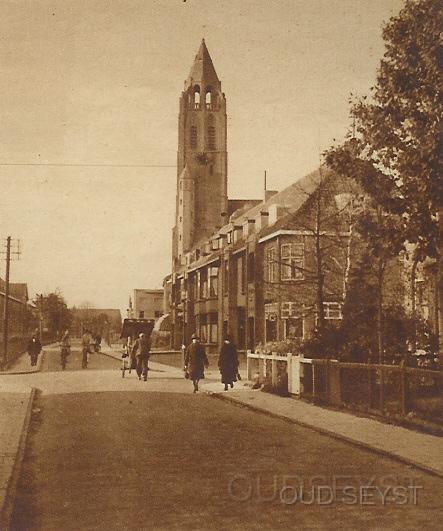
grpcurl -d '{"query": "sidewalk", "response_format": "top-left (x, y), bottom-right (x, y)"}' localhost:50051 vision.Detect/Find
top-left (0, 350), bottom-right (44, 376)
top-left (202, 383), bottom-right (443, 478)
top-left (0, 388), bottom-right (36, 530)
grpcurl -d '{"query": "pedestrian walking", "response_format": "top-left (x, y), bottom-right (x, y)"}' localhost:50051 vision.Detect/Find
top-left (218, 335), bottom-right (239, 391)
top-left (81, 329), bottom-right (93, 369)
top-left (132, 333), bottom-right (151, 381)
top-left (27, 333), bottom-right (42, 366)
top-left (184, 333), bottom-right (209, 393)
top-left (60, 329), bottom-right (71, 369)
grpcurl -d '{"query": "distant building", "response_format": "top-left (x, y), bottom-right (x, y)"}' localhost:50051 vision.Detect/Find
top-left (0, 278), bottom-right (33, 337)
top-left (129, 289), bottom-right (164, 320)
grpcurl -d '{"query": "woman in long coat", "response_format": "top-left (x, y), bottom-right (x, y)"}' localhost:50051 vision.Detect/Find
top-left (184, 334), bottom-right (209, 393)
top-left (218, 335), bottom-right (239, 391)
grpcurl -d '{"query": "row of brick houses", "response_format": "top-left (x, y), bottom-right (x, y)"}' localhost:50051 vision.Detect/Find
top-left (169, 167), bottom-right (357, 352)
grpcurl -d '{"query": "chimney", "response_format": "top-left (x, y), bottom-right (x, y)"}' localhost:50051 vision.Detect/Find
top-left (268, 204), bottom-right (286, 225)
top-left (255, 211), bottom-right (269, 231)
top-left (242, 219), bottom-right (256, 238)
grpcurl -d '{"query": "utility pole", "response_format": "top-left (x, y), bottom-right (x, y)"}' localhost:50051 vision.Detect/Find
top-left (1, 237), bottom-right (21, 367)
top-left (38, 294), bottom-right (44, 342)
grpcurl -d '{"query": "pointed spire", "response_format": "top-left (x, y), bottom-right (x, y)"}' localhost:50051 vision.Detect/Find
top-left (187, 39), bottom-right (220, 88)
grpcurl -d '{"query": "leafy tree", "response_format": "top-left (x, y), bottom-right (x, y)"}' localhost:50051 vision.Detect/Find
top-left (33, 290), bottom-right (72, 339)
top-left (326, 0), bottom-right (442, 361)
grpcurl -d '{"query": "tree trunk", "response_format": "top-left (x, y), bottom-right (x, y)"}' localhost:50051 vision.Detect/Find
top-left (376, 256), bottom-right (384, 364)
top-left (438, 208), bottom-right (443, 367)
top-left (315, 177), bottom-right (325, 333)
top-left (410, 253), bottom-right (420, 351)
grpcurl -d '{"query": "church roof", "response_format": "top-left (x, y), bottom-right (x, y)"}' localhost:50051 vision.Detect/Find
top-left (186, 39), bottom-right (220, 88)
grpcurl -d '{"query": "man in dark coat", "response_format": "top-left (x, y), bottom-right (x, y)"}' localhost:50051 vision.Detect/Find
top-left (132, 333), bottom-right (151, 381)
top-left (184, 333), bottom-right (209, 393)
top-left (218, 335), bottom-right (239, 391)
top-left (27, 333), bottom-right (42, 366)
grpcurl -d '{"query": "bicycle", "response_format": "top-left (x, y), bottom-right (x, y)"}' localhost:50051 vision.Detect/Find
top-left (60, 345), bottom-right (70, 370)
top-left (121, 345), bottom-right (135, 377)
top-left (82, 347), bottom-right (90, 369)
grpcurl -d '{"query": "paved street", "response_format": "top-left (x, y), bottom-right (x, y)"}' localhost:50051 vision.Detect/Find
top-left (5, 349), bottom-right (443, 530)
top-left (40, 342), bottom-right (120, 373)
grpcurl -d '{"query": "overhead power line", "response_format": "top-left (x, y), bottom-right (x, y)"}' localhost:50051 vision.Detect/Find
top-left (0, 162), bottom-right (176, 168)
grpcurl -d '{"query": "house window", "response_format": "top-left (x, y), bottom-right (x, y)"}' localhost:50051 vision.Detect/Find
top-left (237, 255), bottom-right (245, 295)
top-left (199, 269), bottom-right (208, 299)
top-left (281, 243), bottom-right (304, 280)
top-left (139, 311), bottom-right (144, 318)
top-left (154, 311), bottom-right (162, 318)
top-left (265, 303), bottom-right (278, 342)
top-left (208, 313), bottom-right (218, 343)
top-left (223, 260), bottom-right (229, 294)
top-left (281, 302), bottom-right (303, 339)
top-left (323, 302), bottom-right (343, 320)
top-left (190, 126), bottom-right (197, 149)
top-left (199, 314), bottom-right (207, 342)
top-left (266, 247), bottom-right (277, 283)
top-left (284, 318), bottom-right (303, 339)
top-left (209, 267), bottom-right (218, 297)
top-left (193, 272), bottom-right (199, 300)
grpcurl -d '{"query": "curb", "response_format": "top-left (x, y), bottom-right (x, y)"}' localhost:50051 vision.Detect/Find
top-left (208, 391), bottom-right (443, 479)
top-left (0, 387), bottom-right (37, 531)
top-left (0, 350), bottom-right (45, 376)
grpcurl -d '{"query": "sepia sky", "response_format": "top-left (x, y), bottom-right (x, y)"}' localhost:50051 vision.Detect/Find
top-left (0, 0), bottom-right (404, 313)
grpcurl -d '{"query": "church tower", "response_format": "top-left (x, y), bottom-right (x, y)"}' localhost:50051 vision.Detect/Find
top-left (173, 39), bottom-right (228, 265)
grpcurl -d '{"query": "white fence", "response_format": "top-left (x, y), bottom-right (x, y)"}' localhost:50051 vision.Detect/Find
top-left (246, 350), bottom-right (304, 395)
